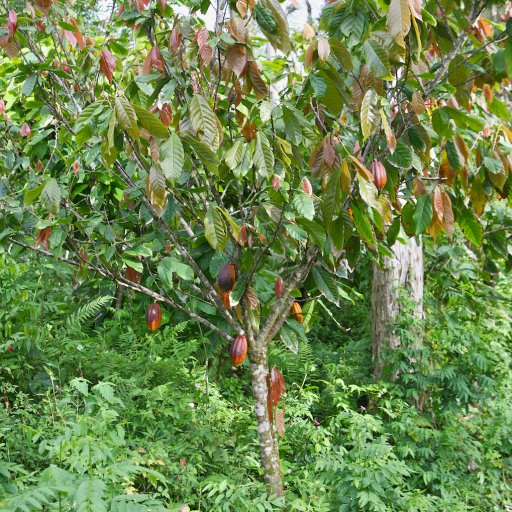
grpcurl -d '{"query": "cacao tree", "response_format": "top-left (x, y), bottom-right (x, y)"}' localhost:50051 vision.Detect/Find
top-left (1, 0), bottom-right (512, 498)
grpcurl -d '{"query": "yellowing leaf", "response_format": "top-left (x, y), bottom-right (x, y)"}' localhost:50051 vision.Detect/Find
top-left (146, 165), bottom-right (167, 218)
top-left (360, 88), bottom-right (379, 140)
top-left (387, 0), bottom-right (411, 47)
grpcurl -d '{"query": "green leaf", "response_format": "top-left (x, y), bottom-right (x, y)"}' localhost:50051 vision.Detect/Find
top-left (351, 202), bottom-right (376, 249)
top-left (445, 140), bottom-right (463, 171)
top-left (75, 101), bottom-right (105, 148)
top-left (361, 88), bottom-right (378, 140)
top-left (293, 192), bottom-right (315, 220)
top-left (180, 133), bottom-right (219, 173)
top-left (357, 173), bottom-right (379, 209)
top-left (158, 257), bottom-right (194, 287)
top-left (204, 206), bottom-right (228, 252)
top-left (282, 106), bottom-right (301, 145)
top-left (329, 39), bottom-right (353, 71)
top-left (115, 97), bottom-right (140, 139)
top-left (364, 40), bottom-right (392, 79)
top-left (413, 194), bottom-right (432, 234)
top-left (22, 74), bottom-right (38, 96)
top-left (160, 133), bottom-right (184, 183)
top-left (387, 138), bottom-right (412, 169)
top-left (458, 206), bottom-right (483, 246)
top-left (24, 183), bottom-right (45, 206)
top-left (41, 178), bottom-right (61, 214)
top-left (189, 94), bottom-right (219, 150)
top-left (253, 132), bottom-right (274, 178)
top-left (217, 208), bottom-right (241, 239)
top-left (321, 167), bottom-right (343, 234)
top-left (312, 267), bottom-right (341, 305)
top-left (225, 139), bottom-right (244, 171)
top-left (279, 323), bottom-right (300, 353)
top-left (132, 103), bottom-right (169, 139)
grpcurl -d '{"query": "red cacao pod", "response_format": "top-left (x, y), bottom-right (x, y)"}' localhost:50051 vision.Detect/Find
top-left (275, 277), bottom-right (284, 298)
top-left (230, 335), bottom-right (247, 365)
top-left (7, 344), bottom-right (13, 351)
top-left (217, 263), bottom-right (236, 292)
top-left (371, 161), bottom-right (387, 192)
top-left (290, 301), bottom-right (303, 324)
top-left (146, 303), bottom-right (162, 332)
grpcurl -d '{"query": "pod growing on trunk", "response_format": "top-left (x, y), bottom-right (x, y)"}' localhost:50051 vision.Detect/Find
top-left (290, 301), bottom-right (303, 324)
top-left (230, 335), bottom-right (247, 365)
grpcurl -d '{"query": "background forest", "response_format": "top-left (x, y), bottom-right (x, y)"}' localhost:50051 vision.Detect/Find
top-left (1, 224), bottom-right (511, 511)
top-left (1, 0), bottom-right (512, 509)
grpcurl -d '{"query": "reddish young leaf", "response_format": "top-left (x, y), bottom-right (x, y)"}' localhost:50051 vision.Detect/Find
top-left (143, 45), bottom-right (165, 74)
top-left (301, 177), bottom-right (313, 197)
top-left (63, 30), bottom-right (77, 48)
top-left (225, 45), bottom-right (247, 77)
top-left (195, 27), bottom-right (212, 63)
top-left (170, 26), bottom-right (182, 53)
top-left (99, 48), bottom-right (116, 84)
top-left (7, 11), bottom-right (17, 37)
top-left (159, 103), bottom-right (172, 127)
top-left (34, 0), bottom-right (52, 15)
top-left (20, 123), bottom-right (31, 137)
top-left (35, 226), bottom-right (51, 249)
top-left (71, 18), bottom-right (85, 49)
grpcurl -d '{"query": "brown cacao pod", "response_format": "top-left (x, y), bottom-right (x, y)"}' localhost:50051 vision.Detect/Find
top-left (371, 161), bottom-right (387, 192)
top-left (217, 263), bottom-right (236, 292)
top-left (230, 335), bottom-right (247, 365)
top-left (274, 277), bottom-right (284, 298)
top-left (146, 303), bottom-right (162, 332)
top-left (290, 301), bottom-right (303, 324)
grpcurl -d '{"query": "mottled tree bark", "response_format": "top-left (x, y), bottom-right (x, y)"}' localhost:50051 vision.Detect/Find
top-left (248, 335), bottom-right (284, 497)
top-left (372, 237), bottom-right (424, 380)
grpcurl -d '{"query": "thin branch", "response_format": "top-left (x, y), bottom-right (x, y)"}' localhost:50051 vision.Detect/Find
top-left (8, 237), bottom-right (232, 340)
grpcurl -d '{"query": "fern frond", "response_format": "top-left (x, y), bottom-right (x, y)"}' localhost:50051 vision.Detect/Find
top-left (66, 296), bottom-right (113, 332)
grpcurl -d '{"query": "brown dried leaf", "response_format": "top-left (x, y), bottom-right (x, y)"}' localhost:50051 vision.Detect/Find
top-left (433, 186), bottom-right (444, 221)
top-left (225, 45), bottom-right (247, 77)
top-left (441, 191), bottom-right (454, 237)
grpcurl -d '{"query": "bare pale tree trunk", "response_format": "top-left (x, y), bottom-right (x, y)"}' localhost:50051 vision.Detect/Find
top-left (248, 335), bottom-right (284, 496)
top-left (371, 237), bottom-right (424, 381)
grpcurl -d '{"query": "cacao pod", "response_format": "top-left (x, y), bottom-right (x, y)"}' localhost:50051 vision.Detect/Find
top-left (217, 263), bottom-right (236, 292)
top-left (146, 303), bottom-right (162, 332)
top-left (371, 161), bottom-right (387, 192)
top-left (230, 335), bottom-right (247, 365)
top-left (221, 290), bottom-right (232, 309)
top-left (274, 277), bottom-right (284, 298)
top-left (290, 301), bottom-right (303, 324)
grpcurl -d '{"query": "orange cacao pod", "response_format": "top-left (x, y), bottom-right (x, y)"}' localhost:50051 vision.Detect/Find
top-left (274, 277), bottom-right (284, 299)
top-left (290, 301), bottom-right (303, 324)
top-left (146, 303), bottom-right (162, 332)
top-left (221, 290), bottom-right (232, 309)
top-left (371, 161), bottom-right (387, 192)
top-left (217, 263), bottom-right (236, 292)
top-left (230, 335), bottom-right (247, 365)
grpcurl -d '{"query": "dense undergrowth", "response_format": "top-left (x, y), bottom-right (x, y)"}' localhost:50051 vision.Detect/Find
top-left (1, 239), bottom-right (511, 512)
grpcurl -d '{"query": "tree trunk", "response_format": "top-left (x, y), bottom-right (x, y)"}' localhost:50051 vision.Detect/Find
top-left (248, 336), bottom-right (284, 497)
top-left (371, 237), bottom-right (424, 381)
